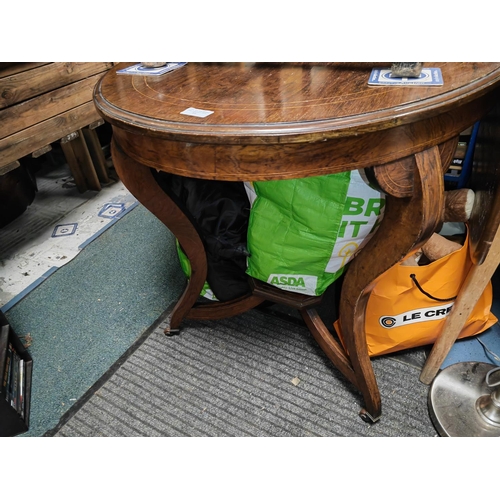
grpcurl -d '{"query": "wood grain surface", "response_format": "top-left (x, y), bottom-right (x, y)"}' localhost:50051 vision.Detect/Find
top-left (95, 62), bottom-right (500, 182)
top-left (95, 62), bottom-right (500, 143)
top-left (0, 74), bottom-right (104, 140)
top-left (1, 62), bottom-right (114, 110)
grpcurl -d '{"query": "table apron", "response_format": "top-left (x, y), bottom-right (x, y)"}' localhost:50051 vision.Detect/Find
top-left (111, 93), bottom-right (495, 182)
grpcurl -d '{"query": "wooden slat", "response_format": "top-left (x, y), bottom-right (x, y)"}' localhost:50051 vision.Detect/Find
top-left (0, 73), bottom-right (104, 140)
top-left (70, 130), bottom-right (102, 191)
top-left (0, 63), bottom-right (50, 78)
top-left (60, 139), bottom-right (89, 193)
top-left (32, 144), bottom-right (52, 158)
top-left (0, 101), bottom-right (101, 169)
top-left (61, 131), bottom-right (80, 143)
top-left (82, 127), bottom-right (110, 183)
top-left (0, 62), bottom-right (113, 110)
top-left (0, 160), bottom-right (20, 176)
top-left (89, 119), bottom-right (105, 130)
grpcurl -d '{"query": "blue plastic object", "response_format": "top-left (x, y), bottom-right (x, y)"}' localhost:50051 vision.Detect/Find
top-left (444, 121), bottom-right (481, 188)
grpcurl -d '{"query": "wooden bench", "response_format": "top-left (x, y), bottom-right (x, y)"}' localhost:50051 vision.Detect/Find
top-left (0, 62), bottom-right (114, 192)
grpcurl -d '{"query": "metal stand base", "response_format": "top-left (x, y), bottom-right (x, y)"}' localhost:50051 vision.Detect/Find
top-left (429, 361), bottom-right (500, 437)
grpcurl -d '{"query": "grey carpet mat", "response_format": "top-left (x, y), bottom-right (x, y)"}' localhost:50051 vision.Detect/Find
top-left (46, 307), bottom-right (438, 437)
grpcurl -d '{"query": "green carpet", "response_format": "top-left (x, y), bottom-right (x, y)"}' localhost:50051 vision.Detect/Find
top-left (5, 205), bottom-right (186, 437)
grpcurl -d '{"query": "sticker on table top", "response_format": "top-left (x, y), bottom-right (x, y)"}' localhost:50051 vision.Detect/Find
top-left (117, 62), bottom-right (187, 76)
top-left (180, 107), bottom-right (214, 118)
top-left (52, 223), bottom-right (78, 237)
top-left (98, 203), bottom-right (126, 219)
top-left (368, 68), bottom-right (443, 86)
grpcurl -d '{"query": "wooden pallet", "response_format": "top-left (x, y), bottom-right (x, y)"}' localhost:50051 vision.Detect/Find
top-left (0, 62), bottom-right (114, 192)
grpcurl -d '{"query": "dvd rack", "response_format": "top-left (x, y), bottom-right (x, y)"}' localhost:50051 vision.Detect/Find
top-left (0, 311), bottom-right (32, 437)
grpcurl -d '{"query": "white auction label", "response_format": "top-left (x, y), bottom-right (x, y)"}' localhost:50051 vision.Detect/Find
top-left (180, 107), bottom-right (214, 118)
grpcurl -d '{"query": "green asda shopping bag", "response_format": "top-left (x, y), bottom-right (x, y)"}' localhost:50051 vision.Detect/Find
top-left (245, 170), bottom-right (385, 296)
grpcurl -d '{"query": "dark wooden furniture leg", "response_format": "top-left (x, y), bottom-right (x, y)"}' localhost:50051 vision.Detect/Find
top-left (111, 139), bottom-right (265, 331)
top-left (249, 147), bottom-right (446, 422)
top-left (334, 146), bottom-right (445, 422)
top-left (111, 139), bottom-right (209, 332)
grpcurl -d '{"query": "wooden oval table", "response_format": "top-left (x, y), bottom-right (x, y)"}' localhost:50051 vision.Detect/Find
top-left (94, 62), bottom-right (500, 423)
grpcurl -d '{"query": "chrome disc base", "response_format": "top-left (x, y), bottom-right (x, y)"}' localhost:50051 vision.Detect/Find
top-left (428, 361), bottom-right (500, 437)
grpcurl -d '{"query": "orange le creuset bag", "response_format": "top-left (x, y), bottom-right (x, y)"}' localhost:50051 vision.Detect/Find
top-left (334, 229), bottom-right (497, 357)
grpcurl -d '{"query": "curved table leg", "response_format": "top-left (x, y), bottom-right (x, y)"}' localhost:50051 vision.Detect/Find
top-left (111, 139), bottom-right (208, 331)
top-left (337, 146), bottom-right (445, 422)
top-left (112, 139), bottom-right (266, 330)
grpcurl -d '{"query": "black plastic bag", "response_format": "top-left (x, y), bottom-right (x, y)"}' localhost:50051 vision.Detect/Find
top-left (153, 171), bottom-right (251, 302)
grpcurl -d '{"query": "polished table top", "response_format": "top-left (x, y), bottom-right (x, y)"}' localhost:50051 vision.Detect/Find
top-left (95, 62), bottom-right (500, 182)
top-left (95, 62), bottom-right (500, 142)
